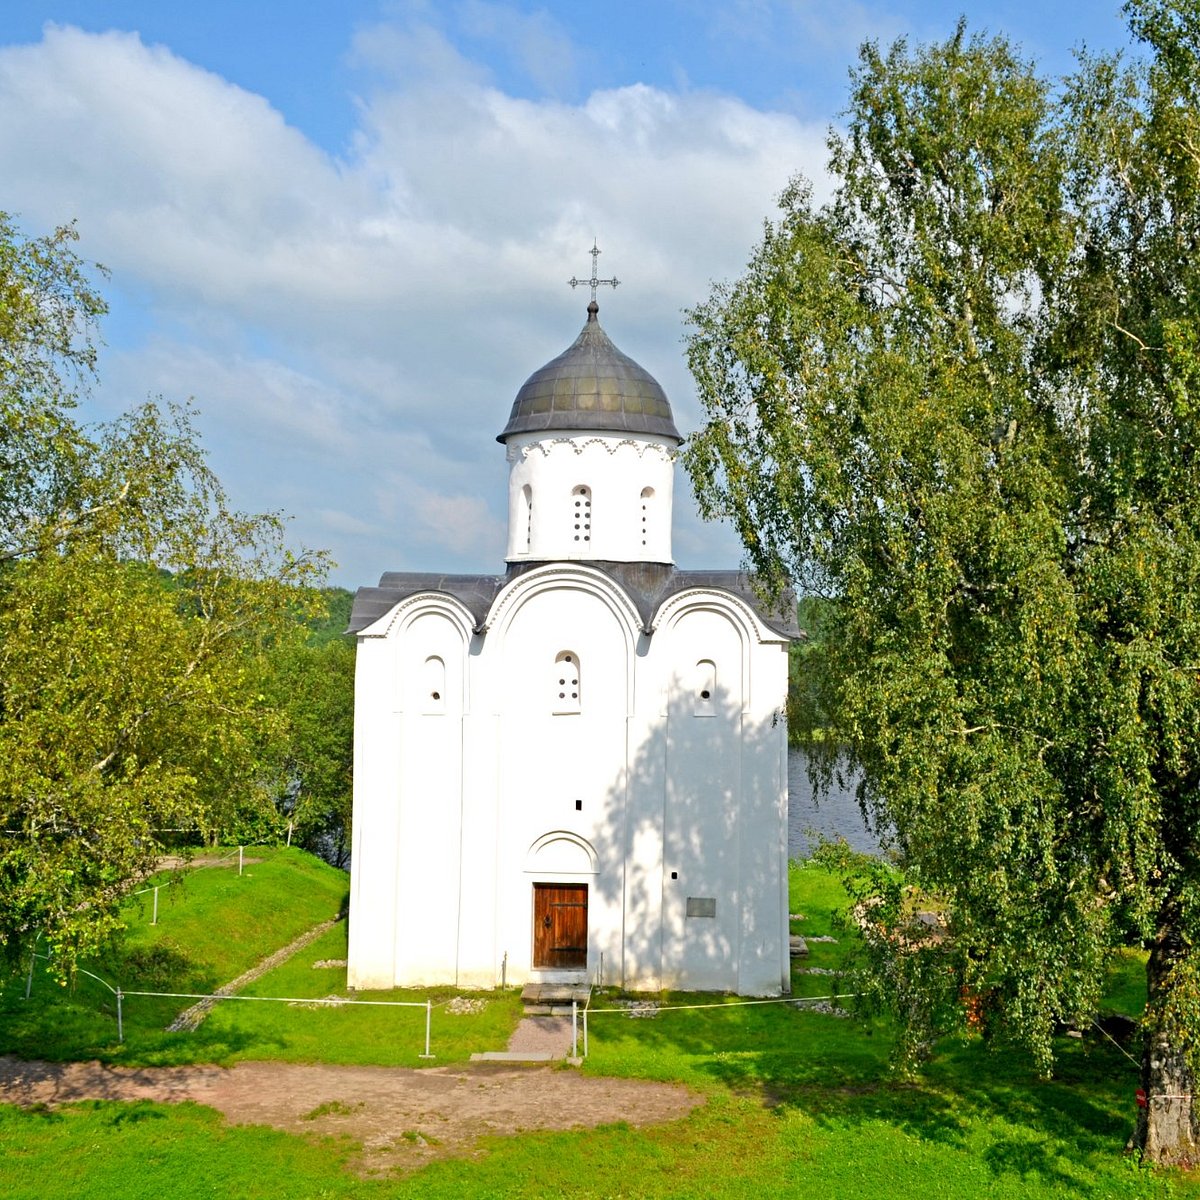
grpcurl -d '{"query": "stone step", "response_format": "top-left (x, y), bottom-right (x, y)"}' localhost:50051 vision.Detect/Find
top-left (470, 1051), bottom-right (558, 1063)
top-left (519, 983), bottom-right (591, 1014)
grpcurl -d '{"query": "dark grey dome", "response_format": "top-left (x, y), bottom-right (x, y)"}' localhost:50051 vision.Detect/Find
top-left (497, 301), bottom-right (682, 444)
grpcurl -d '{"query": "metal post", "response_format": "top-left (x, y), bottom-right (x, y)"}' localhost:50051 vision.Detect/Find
top-left (24, 945), bottom-right (36, 1000)
top-left (116, 989), bottom-right (124, 1043)
top-left (501, 951), bottom-right (507, 990)
top-left (571, 1000), bottom-right (578, 1058)
top-left (152, 886), bottom-right (159, 926)
top-left (598, 950), bottom-right (604, 989)
top-left (238, 846), bottom-right (244, 876)
top-left (419, 998), bottom-right (434, 1058)
top-left (583, 1007), bottom-right (588, 1058)
top-left (287, 821), bottom-right (293, 848)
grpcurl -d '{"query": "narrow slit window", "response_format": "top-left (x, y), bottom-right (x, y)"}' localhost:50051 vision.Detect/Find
top-left (522, 483), bottom-right (533, 551)
top-left (694, 659), bottom-right (716, 716)
top-left (423, 655), bottom-right (446, 714)
top-left (571, 485), bottom-right (591, 545)
top-left (554, 650), bottom-right (581, 714)
top-left (640, 486), bottom-right (654, 549)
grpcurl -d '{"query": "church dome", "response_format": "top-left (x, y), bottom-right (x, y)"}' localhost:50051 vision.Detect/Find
top-left (497, 301), bottom-right (682, 444)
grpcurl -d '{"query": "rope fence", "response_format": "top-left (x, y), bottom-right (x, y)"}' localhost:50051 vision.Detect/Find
top-left (22, 951), bottom-right (436, 1056)
top-left (576, 990), bottom-right (860, 1058)
top-left (125, 846), bottom-right (269, 925)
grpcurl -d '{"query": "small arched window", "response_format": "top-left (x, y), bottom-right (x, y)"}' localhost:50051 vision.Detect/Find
top-left (522, 483), bottom-right (533, 551)
top-left (554, 650), bottom-right (581, 714)
top-left (571, 485), bottom-right (591, 545)
top-left (694, 659), bottom-right (716, 716)
top-left (423, 655), bottom-right (446, 714)
top-left (640, 486), bottom-right (655, 550)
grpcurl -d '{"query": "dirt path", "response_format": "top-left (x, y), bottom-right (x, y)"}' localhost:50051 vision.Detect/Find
top-left (0, 1056), bottom-right (703, 1174)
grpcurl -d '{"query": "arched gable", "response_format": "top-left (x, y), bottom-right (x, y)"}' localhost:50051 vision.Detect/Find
top-left (354, 591), bottom-right (476, 643)
top-left (651, 586), bottom-right (789, 646)
top-left (651, 589), bottom-right (771, 716)
top-left (484, 564), bottom-right (642, 648)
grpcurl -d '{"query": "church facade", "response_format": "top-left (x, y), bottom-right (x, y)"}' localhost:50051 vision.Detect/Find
top-left (346, 295), bottom-right (795, 996)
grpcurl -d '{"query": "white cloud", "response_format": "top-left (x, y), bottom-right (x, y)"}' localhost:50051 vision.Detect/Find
top-left (0, 17), bottom-right (829, 586)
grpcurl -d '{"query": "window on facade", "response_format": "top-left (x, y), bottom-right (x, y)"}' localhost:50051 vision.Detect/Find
top-left (571, 485), bottom-right (591, 544)
top-left (640, 486), bottom-right (654, 549)
top-left (522, 483), bottom-right (533, 551)
top-left (694, 659), bottom-right (716, 716)
top-left (554, 650), bottom-right (581, 713)
top-left (423, 655), bottom-right (446, 713)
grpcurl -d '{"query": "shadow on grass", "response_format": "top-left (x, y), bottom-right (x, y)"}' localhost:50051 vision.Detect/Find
top-left (587, 996), bottom-right (1140, 1194)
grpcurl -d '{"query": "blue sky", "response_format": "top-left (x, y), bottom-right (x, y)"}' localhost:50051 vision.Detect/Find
top-left (2, 2), bottom-right (1134, 586)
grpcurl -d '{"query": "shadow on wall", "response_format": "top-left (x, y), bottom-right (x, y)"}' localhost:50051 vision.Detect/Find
top-left (577, 674), bottom-right (788, 995)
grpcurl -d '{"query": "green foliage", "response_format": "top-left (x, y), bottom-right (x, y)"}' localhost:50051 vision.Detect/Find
top-left (261, 617), bottom-right (354, 865)
top-left (685, 2), bottom-right (1200, 1161)
top-left (0, 213), bottom-right (329, 976)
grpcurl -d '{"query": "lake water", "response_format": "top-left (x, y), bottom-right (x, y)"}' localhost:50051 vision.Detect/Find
top-left (787, 748), bottom-right (883, 859)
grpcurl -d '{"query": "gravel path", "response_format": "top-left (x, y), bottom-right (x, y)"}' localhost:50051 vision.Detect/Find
top-left (505, 1014), bottom-right (576, 1057)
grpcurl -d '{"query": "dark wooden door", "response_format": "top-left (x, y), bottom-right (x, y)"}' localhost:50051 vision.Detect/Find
top-left (533, 883), bottom-right (588, 969)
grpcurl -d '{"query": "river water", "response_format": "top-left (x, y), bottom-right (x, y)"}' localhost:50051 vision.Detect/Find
top-left (787, 748), bottom-right (883, 860)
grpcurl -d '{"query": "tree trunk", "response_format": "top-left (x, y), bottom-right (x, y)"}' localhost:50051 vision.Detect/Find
top-left (1132, 924), bottom-right (1200, 1166)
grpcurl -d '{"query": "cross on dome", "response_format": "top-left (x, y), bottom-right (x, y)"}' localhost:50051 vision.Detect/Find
top-left (568, 240), bottom-right (620, 303)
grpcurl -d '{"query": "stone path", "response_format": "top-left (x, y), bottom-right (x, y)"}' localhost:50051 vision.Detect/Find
top-left (507, 1014), bottom-right (576, 1057)
top-left (166, 918), bottom-right (340, 1031)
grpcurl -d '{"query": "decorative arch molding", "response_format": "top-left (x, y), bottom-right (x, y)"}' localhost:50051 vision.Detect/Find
top-left (508, 436), bottom-right (677, 464)
top-left (652, 588), bottom-right (787, 647)
top-left (355, 592), bottom-right (476, 644)
top-left (484, 563), bottom-right (643, 651)
top-left (525, 830), bottom-right (599, 875)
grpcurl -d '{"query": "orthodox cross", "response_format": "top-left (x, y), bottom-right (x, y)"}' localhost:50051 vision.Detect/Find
top-left (568, 240), bottom-right (620, 301)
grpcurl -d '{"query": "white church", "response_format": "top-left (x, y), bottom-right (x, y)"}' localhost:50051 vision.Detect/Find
top-left (346, 270), bottom-right (797, 996)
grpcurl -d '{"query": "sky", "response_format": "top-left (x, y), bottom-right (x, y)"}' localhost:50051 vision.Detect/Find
top-left (2, 1), bottom-right (1135, 588)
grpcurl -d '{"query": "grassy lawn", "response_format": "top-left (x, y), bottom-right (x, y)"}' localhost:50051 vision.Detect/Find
top-left (2, 853), bottom-right (1194, 1199)
top-left (0, 846), bottom-right (351, 1063)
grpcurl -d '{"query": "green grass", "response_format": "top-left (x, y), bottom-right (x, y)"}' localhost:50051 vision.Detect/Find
top-left (1, 856), bottom-right (1193, 1199)
top-left (0, 846), bottom-right (350, 1063)
top-left (188, 921), bottom-right (525, 1067)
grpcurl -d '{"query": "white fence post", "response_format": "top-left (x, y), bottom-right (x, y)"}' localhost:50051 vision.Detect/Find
top-left (116, 989), bottom-right (124, 1043)
top-left (571, 1000), bottom-right (578, 1058)
top-left (24, 944), bottom-right (36, 1000)
top-left (418, 998), bottom-right (434, 1058)
top-left (238, 846), bottom-right (244, 876)
top-left (152, 886), bottom-right (159, 926)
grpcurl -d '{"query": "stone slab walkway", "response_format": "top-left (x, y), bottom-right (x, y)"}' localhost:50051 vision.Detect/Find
top-left (471, 1014), bottom-right (576, 1062)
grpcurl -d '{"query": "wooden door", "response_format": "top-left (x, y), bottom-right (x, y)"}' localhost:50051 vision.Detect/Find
top-left (533, 883), bottom-right (588, 969)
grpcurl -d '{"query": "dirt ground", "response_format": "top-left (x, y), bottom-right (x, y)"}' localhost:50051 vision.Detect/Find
top-left (0, 1055), bottom-right (704, 1174)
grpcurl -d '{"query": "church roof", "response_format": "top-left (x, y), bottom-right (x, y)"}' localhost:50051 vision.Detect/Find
top-left (497, 302), bottom-right (682, 444)
top-left (347, 562), bottom-right (800, 639)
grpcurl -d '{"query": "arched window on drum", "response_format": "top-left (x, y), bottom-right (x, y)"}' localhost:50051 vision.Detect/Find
top-left (571, 485), bottom-right (591, 545)
top-left (520, 483), bottom-right (533, 552)
top-left (640, 486), bottom-right (655, 550)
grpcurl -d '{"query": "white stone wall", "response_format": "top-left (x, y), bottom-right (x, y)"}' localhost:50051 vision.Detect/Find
top-left (346, 565), bottom-right (791, 996)
top-left (504, 432), bottom-right (676, 563)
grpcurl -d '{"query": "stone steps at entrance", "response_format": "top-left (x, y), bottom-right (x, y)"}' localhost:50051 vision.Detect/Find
top-left (519, 984), bottom-right (591, 1016)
